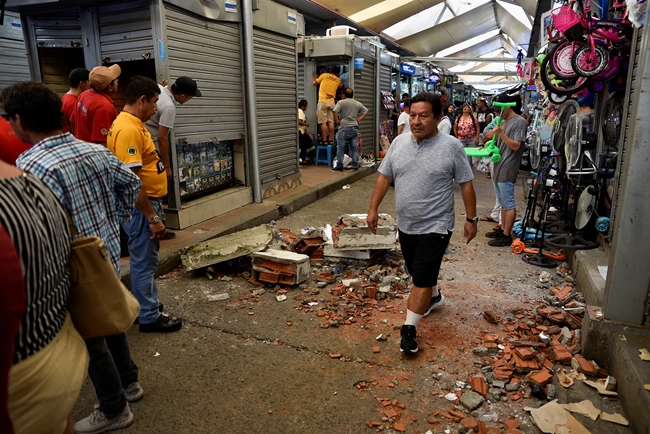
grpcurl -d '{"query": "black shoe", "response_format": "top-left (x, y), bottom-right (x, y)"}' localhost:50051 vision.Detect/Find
top-left (400, 325), bottom-right (418, 354)
top-left (162, 231), bottom-right (176, 240)
top-left (485, 228), bottom-right (504, 239)
top-left (488, 234), bottom-right (513, 247)
top-left (423, 292), bottom-right (445, 317)
top-left (159, 303), bottom-right (164, 313)
top-left (331, 167), bottom-right (344, 172)
top-left (139, 313), bottom-right (182, 333)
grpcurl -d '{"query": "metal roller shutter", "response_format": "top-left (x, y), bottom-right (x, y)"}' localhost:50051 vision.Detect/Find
top-left (31, 9), bottom-right (82, 47)
top-left (610, 27), bottom-right (644, 241)
top-left (164, 7), bottom-right (245, 142)
top-left (0, 12), bottom-right (31, 90)
top-left (99, 1), bottom-right (154, 62)
top-left (355, 55), bottom-right (376, 157)
top-left (379, 63), bottom-right (391, 122)
top-left (298, 57), bottom-right (305, 99)
top-left (253, 28), bottom-right (298, 183)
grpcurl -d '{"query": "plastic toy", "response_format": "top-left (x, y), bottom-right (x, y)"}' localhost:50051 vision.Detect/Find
top-left (464, 101), bottom-right (517, 163)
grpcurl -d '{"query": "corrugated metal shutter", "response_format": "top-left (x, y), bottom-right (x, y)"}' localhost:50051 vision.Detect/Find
top-left (379, 63), bottom-right (391, 123)
top-left (355, 55), bottom-right (376, 157)
top-left (0, 12), bottom-right (31, 90)
top-left (254, 28), bottom-right (298, 183)
top-left (31, 9), bottom-right (82, 47)
top-left (298, 57), bottom-right (305, 99)
top-left (165, 7), bottom-right (245, 142)
top-left (98, 1), bottom-right (154, 62)
top-left (610, 28), bottom-right (643, 242)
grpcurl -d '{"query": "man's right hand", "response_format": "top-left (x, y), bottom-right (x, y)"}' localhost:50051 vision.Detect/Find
top-left (149, 220), bottom-right (166, 240)
top-left (366, 210), bottom-right (379, 234)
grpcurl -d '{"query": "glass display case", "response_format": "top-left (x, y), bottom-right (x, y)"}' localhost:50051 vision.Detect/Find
top-left (176, 139), bottom-right (235, 201)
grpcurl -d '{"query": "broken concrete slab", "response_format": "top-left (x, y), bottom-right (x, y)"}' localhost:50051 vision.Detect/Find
top-left (332, 214), bottom-right (398, 250)
top-left (250, 249), bottom-right (310, 285)
top-left (460, 390), bottom-right (485, 411)
top-left (601, 412), bottom-right (629, 426)
top-left (181, 224), bottom-right (273, 271)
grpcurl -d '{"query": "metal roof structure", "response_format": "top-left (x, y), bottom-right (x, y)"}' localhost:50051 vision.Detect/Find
top-left (314, 0), bottom-right (542, 89)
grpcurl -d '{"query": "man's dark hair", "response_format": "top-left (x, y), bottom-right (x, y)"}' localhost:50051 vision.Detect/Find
top-left (331, 65), bottom-right (341, 75)
top-left (403, 100), bottom-right (411, 108)
top-left (298, 99), bottom-right (308, 109)
top-left (344, 88), bottom-right (354, 98)
top-left (124, 75), bottom-right (160, 105)
top-left (410, 92), bottom-right (443, 117)
top-left (0, 82), bottom-right (63, 133)
top-left (402, 93), bottom-right (410, 99)
top-left (69, 68), bottom-right (90, 88)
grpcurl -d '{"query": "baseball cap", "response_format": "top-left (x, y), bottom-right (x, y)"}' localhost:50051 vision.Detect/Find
top-left (494, 93), bottom-right (512, 103)
top-left (173, 76), bottom-right (202, 97)
top-left (89, 65), bottom-right (121, 91)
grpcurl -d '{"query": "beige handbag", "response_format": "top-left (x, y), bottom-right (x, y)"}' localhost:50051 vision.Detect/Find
top-left (67, 236), bottom-right (140, 338)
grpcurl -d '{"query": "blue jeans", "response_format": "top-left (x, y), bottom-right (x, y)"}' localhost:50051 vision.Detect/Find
top-left (335, 126), bottom-right (359, 169)
top-left (122, 199), bottom-right (162, 324)
top-left (495, 181), bottom-right (516, 210)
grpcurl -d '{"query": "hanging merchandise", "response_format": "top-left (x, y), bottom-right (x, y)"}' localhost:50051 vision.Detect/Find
top-left (626, 0), bottom-right (648, 27)
top-left (177, 140), bottom-right (234, 199)
top-left (601, 92), bottom-right (624, 152)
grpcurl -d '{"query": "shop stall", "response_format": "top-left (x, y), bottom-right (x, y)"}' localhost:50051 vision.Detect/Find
top-left (0, 11), bottom-right (31, 90)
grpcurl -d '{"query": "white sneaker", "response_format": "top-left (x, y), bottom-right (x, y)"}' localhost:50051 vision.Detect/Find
top-left (74, 403), bottom-right (134, 434)
top-left (423, 293), bottom-right (445, 317)
top-left (123, 382), bottom-right (144, 403)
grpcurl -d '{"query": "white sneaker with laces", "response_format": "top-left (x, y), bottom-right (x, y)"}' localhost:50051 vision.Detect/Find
top-left (73, 403), bottom-right (134, 434)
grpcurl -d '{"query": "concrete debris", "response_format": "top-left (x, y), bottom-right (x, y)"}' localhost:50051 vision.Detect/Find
top-left (645, 384), bottom-right (650, 391)
top-left (583, 379), bottom-right (618, 396)
top-left (181, 224), bottom-right (273, 271)
top-left (640, 348), bottom-right (650, 361)
top-left (251, 288), bottom-right (265, 296)
top-left (341, 278), bottom-right (359, 287)
top-left (332, 214), bottom-right (398, 250)
top-left (250, 249), bottom-right (310, 286)
top-left (275, 295), bottom-right (287, 302)
top-left (444, 392), bottom-right (458, 401)
top-left (206, 293), bottom-right (229, 302)
top-left (459, 390), bottom-right (484, 411)
top-left (539, 271), bottom-right (551, 283)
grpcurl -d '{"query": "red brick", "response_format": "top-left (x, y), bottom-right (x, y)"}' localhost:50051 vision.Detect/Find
top-left (426, 416), bottom-right (436, 424)
top-left (504, 417), bottom-right (521, 429)
top-left (493, 367), bottom-right (515, 380)
top-left (372, 346), bottom-right (380, 354)
top-left (514, 347), bottom-right (536, 360)
top-left (505, 430), bottom-right (524, 434)
top-left (469, 377), bottom-right (488, 397)
top-left (486, 428), bottom-right (501, 434)
top-left (439, 411), bottom-right (453, 420)
top-left (329, 353), bottom-right (342, 359)
top-left (528, 370), bottom-right (553, 386)
top-left (555, 285), bottom-right (573, 300)
top-left (393, 422), bottom-right (406, 432)
top-left (384, 408), bottom-right (398, 419)
top-left (461, 417), bottom-right (478, 430)
top-left (574, 355), bottom-right (597, 375)
top-left (449, 410), bottom-right (465, 419)
top-left (478, 421), bottom-right (488, 434)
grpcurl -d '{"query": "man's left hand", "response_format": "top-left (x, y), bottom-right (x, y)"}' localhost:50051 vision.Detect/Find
top-left (464, 222), bottom-right (477, 244)
top-left (493, 126), bottom-right (503, 137)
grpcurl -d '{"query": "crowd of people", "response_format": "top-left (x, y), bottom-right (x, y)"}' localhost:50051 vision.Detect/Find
top-left (0, 66), bottom-right (201, 434)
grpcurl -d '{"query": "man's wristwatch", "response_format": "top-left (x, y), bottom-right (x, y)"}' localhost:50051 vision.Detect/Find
top-left (466, 216), bottom-right (479, 224)
top-left (148, 215), bottom-right (161, 224)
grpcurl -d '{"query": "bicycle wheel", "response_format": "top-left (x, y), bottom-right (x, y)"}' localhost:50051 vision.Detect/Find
top-left (549, 40), bottom-right (584, 79)
top-left (572, 43), bottom-right (609, 77)
top-left (541, 55), bottom-right (590, 96)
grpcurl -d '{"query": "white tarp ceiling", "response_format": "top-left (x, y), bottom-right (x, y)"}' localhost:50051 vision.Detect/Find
top-left (315, 0), bottom-right (537, 86)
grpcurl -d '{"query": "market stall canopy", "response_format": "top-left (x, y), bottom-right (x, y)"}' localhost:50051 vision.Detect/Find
top-left (315, 0), bottom-right (539, 86)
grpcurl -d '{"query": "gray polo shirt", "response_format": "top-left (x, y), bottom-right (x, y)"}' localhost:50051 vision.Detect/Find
top-left (378, 132), bottom-right (474, 235)
top-left (493, 114), bottom-right (528, 183)
top-left (334, 98), bottom-right (368, 128)
top-left (145, 85), bottom-right (176, 148)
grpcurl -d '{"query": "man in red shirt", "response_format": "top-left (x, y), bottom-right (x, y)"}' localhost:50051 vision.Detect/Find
top-left (62, 68), bottom-right (89, 134)
top-left (0, 117), bottom-right (30, 165)
top-left (74, 64), bottom-right (121, 145)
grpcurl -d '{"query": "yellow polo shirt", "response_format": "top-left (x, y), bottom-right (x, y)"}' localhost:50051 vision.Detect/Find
top-left (315, 73), bottom-right (342, 103)
top-left (107, 111), bottom-right (167, 198)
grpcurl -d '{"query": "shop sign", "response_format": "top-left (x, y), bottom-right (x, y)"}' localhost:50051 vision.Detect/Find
top-left (400, 63), bottom-right (415, 75)
top-left (428, 73), bottom-right (441, 84)
top-left (354, 58), bottom-right (365, 69)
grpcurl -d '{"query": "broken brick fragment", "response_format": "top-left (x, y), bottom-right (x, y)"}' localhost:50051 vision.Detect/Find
top-left (486, 428), bottom-right (501, 434)
top-left (448, 410), bottom-right (465, 419)
top-left (461, 417), bottom-right (478, 430)
top-left (393, 422), bottom-right (406, 432)
top-left (439, 411), bottom-right (453, 420)
top-left (493, 367), bottom-right (514, 380)
top-left (572, 355), bottom-right (597, 375)
top-left (468, 377), bottom-right (488, 397)
top-left (328, 353), bottom-right (342, 359)
top-left (372, 346), bottom-right (380, 354)
top-left (384, 408), bottom-right (398, 419)
top-left (504, 417), bottom-right (521, 429)
top-left (514, 347), bottom-right (535, 360)
top-left (528, 369), bottom-right (553, 386)
top-left (483, 311), bottom-right (500, 324)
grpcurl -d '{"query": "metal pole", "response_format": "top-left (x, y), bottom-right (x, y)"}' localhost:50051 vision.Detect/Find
top-left (242, 0), bottom-right (262, 203)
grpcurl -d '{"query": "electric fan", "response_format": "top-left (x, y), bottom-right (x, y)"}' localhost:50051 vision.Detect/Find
top-left (551, 100), bottom-right (580, 152)
top-left (601, 94), bottom-right (623, 153)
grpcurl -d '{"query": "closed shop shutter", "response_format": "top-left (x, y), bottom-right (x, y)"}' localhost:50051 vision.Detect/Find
top-left (610, 28), bottom-right (643, 241)
top-left (379, 63), bottom-right (391, 123)
top-left (0, 12), bottom-right (31, 90)
top-left (298, 57), bottom-right (305, 99)
top-left (98, 1), bottom-right (154, 63)
top-left (31, 9), bottom-right (82, 47)
top-left (253, 28), bottom-right (298, 183)
top-left (164, 7), bottom-right (245, 142)
top-left (355, 55), bottom-right (376, 157)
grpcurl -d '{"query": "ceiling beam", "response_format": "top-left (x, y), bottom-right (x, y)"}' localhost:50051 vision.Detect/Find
top-left (426, 57), bottom-right (520, 63)
top-left (456, 71), bottom-right (518, 76)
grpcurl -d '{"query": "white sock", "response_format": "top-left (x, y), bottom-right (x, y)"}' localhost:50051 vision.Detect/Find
top-left (431, 285), bottom-right (440, 298)
top-left (404, 309), bottom-right (423, 327)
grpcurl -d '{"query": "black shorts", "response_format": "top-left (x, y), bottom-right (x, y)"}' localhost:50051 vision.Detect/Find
top-left (399, 230), bottom-right (451, 288)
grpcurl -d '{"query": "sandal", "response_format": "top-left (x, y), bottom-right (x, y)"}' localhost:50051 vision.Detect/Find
top-left (480, 216), bottom-right (497, 222)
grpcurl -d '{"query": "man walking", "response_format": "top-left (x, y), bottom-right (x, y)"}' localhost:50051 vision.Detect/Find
top-left (4, 81), bottom-right (143, 433)
top-left (476, 97), bottom-right (493, 135)
top-left (61, 68), bottom-right (90, 133)
top-left (74, 65), bottom-right (120, 145)
top-left (482, 93), bottom-right (527, 247)
top-left (397, 101), bottom-right (411, 135)
top-left (312, 66), bottom-right (343, 145)
top-left (367, 93), bottom-right (477, 354)
top-left (332, 88), bottom-right (368, 172)
top-left (108, 76), bottom-right (182, 333)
